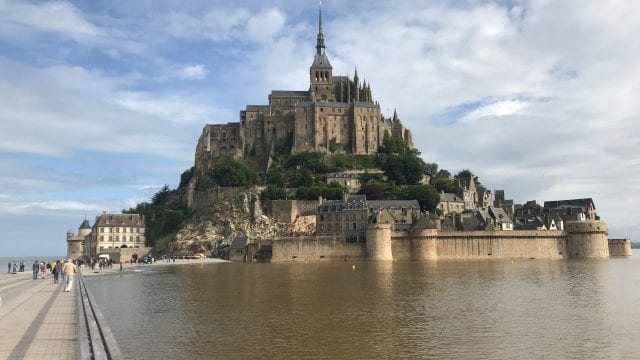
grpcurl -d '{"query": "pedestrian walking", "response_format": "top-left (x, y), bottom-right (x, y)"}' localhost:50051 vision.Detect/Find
top-left (7, 262), bottom-right (10, 273)
top-left (40, 262), bottom-right (46, 279)
top-left (62, 259), bottom-right (76, 292)
top-left (52, 260), bottom-right (61, 284)
top-left (12, 261), bottom-right (16, 273)
top-left (32, 260), bottom-right (39, 279)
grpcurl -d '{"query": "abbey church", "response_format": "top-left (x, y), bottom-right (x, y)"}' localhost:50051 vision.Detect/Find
top-left (194, 5), bottom-right (413, 176)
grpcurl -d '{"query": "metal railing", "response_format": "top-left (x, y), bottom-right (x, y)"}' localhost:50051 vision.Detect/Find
top-left (76, 270), bottom-right (122, 360)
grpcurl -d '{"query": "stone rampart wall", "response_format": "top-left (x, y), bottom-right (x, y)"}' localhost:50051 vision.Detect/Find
top-left (295, 200), bottom-right (321, 216)
top-left (263, 200), bottom-right (319, 223)
top-left (265, 220), bottom-right (620, 262)
top-left (434, 230), bottom-right (566, 260)
top-left (270, 236), bottom-right (366, 262)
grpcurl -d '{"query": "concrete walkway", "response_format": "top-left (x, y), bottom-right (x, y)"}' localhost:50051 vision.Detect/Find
top-left (0, 274), bottom-right (76, 359)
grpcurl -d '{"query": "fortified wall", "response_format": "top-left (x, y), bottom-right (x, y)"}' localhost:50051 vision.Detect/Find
top-left (267, 220), bottom-right (630, 262)
top-left (263, 199), bottom-right (320, 223)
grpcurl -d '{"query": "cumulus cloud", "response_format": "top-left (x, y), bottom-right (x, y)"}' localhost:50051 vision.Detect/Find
top-left (0, 0), bottom-right (103, 42)
top-left (0, 199), bottom-right (104, 215)
top-left (177, 64), bottom-right (208, 80)
top-left (0, 58), bottom-right (217, 159)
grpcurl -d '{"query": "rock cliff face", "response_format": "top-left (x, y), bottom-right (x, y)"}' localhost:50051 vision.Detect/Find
top-left (172, 187), bottom-right (315, 255)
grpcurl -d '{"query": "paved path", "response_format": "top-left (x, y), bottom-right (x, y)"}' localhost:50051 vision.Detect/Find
top-left (0, 273), bottom-right (76, 359)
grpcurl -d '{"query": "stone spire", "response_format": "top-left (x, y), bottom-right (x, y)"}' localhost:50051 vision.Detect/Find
top-left (316, 1), bottom-right (325, 56)
top-left (310, 0), bottom-right (331, 70)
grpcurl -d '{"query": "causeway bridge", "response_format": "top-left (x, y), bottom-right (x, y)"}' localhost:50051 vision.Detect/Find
top-left (0, 268), bottom-right (120, 359)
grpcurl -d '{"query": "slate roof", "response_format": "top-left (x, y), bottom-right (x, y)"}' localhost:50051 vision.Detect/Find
top-left (79, 219), bottom-right (91, 229)
top-left (460, 216), bottom-right (481, 231)
top-left (270, 90), bottom-right (309, 98)
top-left (318, 195), bottom-right (367, 213)
top-left (543, 198), bottom-right (595, 210)
top-left (489, 207), bottom-right (513, 224)
top-left (312, 52), bottom-right (332, 68)
top-left (95, 214), bottom-right (144, 228)
top-left (440, 193), bottom-right (463, 202)
top-left (368, 200), bottom-right (419, 209)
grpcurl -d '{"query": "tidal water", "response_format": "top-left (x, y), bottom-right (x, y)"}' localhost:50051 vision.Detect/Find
top-left (86, 252), bottom-right (640, 359)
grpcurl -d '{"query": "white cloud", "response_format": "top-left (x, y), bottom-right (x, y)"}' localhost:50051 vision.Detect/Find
top-left (114, 91), bottom-right (215, 124)
top-left (461, 99), bottom-right (528, 122)
top-left (0, 199), bottom-right (103, 215)
top-left (0, 59), bottom-right (215, 159)
top-left (0, 1), bottom-right (103, 42)
top-left (177, 64), bottom-right (208, 80)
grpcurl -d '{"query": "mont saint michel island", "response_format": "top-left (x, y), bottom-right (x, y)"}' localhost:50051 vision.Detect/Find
top-left (2, 2), bottom-right (639, 359)
top-left (65, 4), bottom-right (632, 263)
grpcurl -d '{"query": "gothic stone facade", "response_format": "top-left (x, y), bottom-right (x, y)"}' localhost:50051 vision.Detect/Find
top-left (194, 6), bottom-right (413, 176)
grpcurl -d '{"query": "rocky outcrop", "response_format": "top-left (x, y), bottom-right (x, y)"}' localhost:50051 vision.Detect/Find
top-left (172, 187), bottom-right (315, 255)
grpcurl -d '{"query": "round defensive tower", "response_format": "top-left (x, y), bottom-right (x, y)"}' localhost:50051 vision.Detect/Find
top-left (565, 220), bottom-right (609, 259)
top-left (409, 228), bottom-right (438, 261)
top-left (79, 219), bottom-right (92, 237)
top-left (66, 219), bottom-right (90, 260)
top-left (366, 223), bottom-right (393, 261)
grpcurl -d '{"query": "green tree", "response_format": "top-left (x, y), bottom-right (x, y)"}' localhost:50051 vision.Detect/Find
top-left (378, 135), bottom-right (429, 185)
top-left (431, 178), bottom-right (456, 193)
top-left (295, 184), bottom-right (343, 200)
top-left (378, 133), bottom-right (409, 155)
top-left (178, 167), bottom-right (194, 189)
top-left (328, 137), bottom-right (342, 153)
top-left (424, 162), bottom-right (438, 177)
top-left (381, 151), bottom-right (427, 185)
top-left (261, 185), bottom-right (288, 200)
top-left (265, 167), bottom-right (286, 187)
top-left (357, 183), bottom-right (385, 200)
top-left (210, 157), bottom-right (258, 187)
top-left (359, 171), bottom-right (384, 184)
top-left (286, 151), bottom-right (327, 173)
top-left (455, 169), bottom-right (474, 179)
top-left (399, 185), bottom-right (440, 212)
top-left (151, 185), bottom-right (171, 205)
top-left (287, 168), bottom-right (314, 187)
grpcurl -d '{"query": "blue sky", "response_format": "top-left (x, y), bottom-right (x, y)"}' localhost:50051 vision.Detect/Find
top-left (1, 0), bottom-right (639, 256)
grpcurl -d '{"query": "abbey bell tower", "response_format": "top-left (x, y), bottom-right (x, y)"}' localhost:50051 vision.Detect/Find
top-left (309, 2), bottom-right (334, 102)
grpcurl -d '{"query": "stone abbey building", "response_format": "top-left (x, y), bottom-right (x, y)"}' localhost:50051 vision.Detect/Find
top-left (194, 5), bottom-right (413, 176)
